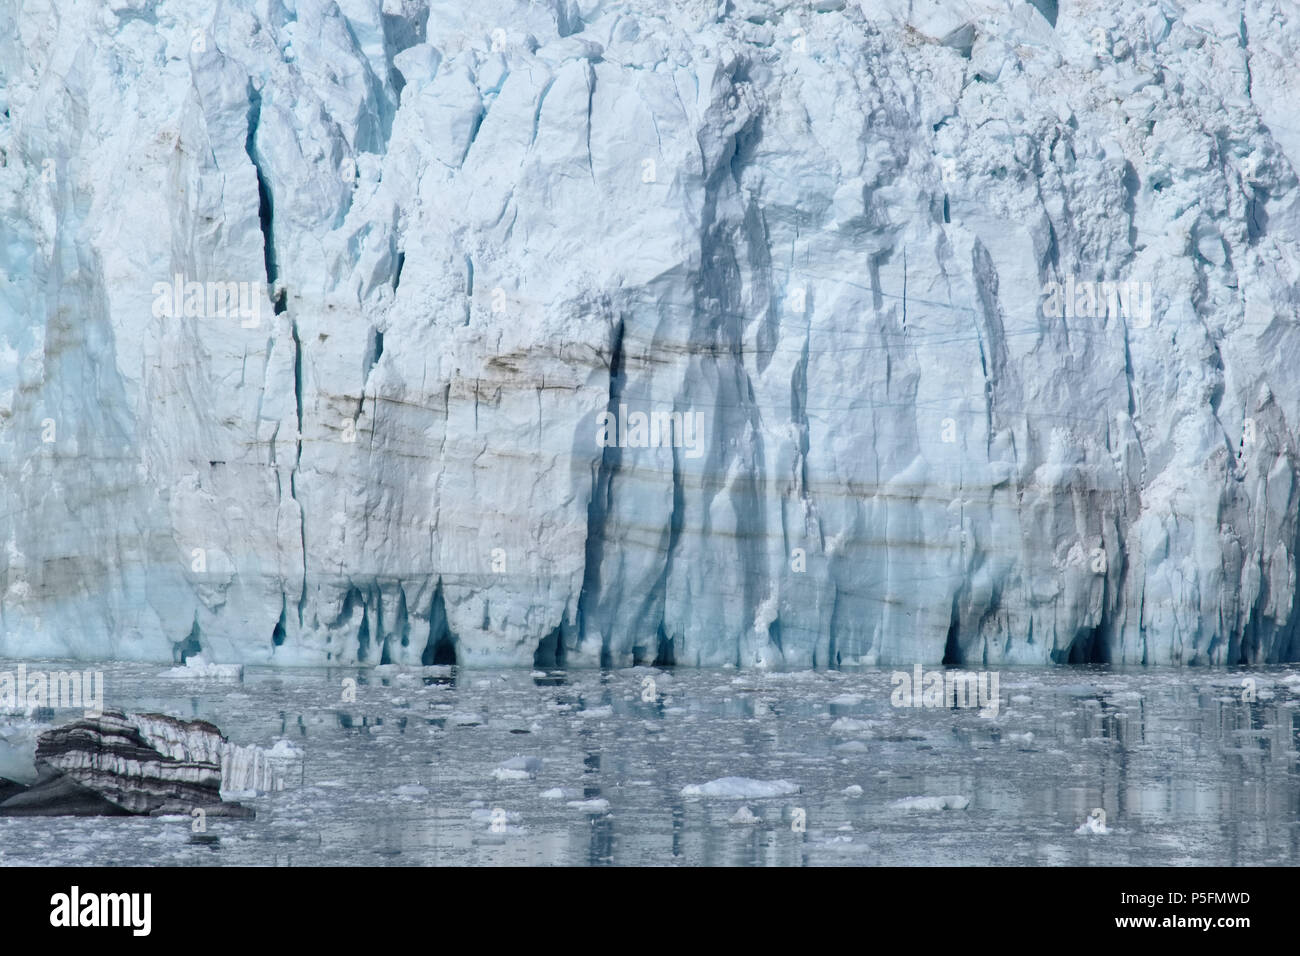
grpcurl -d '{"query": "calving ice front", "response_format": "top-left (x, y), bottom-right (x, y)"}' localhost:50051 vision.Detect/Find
top-left (890, 665), bottom-right (1000, 717)
top-left (50, 887), bottom-right (151, 936)
top-left (595, 404), bottom-right (706, 459)
top-left (0, 664), bottom-right (103, 716)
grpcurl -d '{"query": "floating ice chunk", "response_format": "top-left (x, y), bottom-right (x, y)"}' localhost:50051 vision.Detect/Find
top-left (470, 808), bottom-right (521, 824)
top-left (566, 798), bottom-right (611, 812)
top-left (220, 736), bottom-right (303, 794)
top-left (680, 777), bottom-right (800, 799)
top-left (450, 713), bottom-right (482, 726)
top-left (493, 755), bottom-right (542, 780)
top-left (829, 717), bottom-right (878, 736)
top-left (729, 805), bottom-right (761, 825)
top-left (540, 787), bottom-right (582, 800)
top-left (577, 706), bottom-right (613, 719)
top-left (889, 795), bottom-right (970, 811)
top-left (162, 656), bottom-right (243, 680)
top-left (842, 785), bottom-right (864, 797)
top-left (829, 694), bottom-right (865, 706)
top-left (1075, 809), bottom-right (1110, 834)
top-left (395, 783), bottom-right (428, 797)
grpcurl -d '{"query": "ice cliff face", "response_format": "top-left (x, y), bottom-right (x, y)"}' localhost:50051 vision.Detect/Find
top-left (1, 0), bottom-right (1299, 668)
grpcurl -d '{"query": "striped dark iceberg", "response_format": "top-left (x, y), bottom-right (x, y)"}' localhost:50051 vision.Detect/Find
top-left (0, 711), bottom-right (254, 818)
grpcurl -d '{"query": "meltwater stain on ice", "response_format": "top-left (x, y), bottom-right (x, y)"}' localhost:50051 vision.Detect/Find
top-left (3, 662), bottom-right (1300, 865)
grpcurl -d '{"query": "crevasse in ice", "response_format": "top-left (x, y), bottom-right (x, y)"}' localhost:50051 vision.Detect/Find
top-left (0, 0), bottom-right (1298, 667)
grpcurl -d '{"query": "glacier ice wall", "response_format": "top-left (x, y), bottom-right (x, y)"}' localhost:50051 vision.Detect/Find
top-left (1, 0), bottom-right (1299, 667)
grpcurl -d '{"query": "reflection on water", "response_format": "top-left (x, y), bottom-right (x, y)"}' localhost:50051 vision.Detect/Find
top-left (1, 661), bottom-right (1299, 865)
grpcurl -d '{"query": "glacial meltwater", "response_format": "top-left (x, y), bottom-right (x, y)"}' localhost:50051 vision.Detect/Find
top-left (3, 661), bottom-right (1299, 866)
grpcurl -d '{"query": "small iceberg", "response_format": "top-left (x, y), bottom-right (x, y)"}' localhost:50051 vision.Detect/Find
top-left (680, 777), bottom-right (800, 799)
top-left (728, 805), bottom-right (761, 825)
top-left (566, 798), bottom-right (610, 812)
top-left (492, 755), bottom-right (542, 781)
top-left (1075, 808), bottom-right (1110, 834)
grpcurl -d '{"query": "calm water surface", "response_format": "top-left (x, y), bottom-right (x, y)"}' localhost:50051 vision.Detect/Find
top-left (2, 661), bottom-right (1298, 866)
